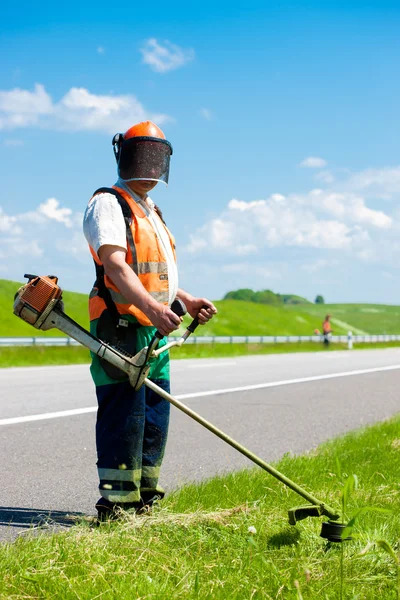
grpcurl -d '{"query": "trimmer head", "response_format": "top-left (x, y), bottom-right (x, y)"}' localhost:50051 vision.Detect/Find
top-left (289, 506), bottom-right (351, 543)
top-left (320, 520), bottom-right (352, 543)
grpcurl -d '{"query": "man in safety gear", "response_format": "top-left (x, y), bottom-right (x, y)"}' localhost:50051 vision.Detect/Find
top-left (83, 121), bottom-right (217, 521)
top-left (322, 314), bottom-right (332, 346)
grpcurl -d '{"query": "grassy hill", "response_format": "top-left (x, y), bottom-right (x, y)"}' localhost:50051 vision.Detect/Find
top-left (284, 302), bottom-right (400, 335)
top-left (181, 299), bottom-right (341, 335)
top-left (2, 278), bottom-right (400, 338)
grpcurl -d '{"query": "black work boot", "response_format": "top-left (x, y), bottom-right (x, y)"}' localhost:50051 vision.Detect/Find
top-left (95, 497), bottom-right (142, 523)
top-left (136, 493), bottom-right (163, 515)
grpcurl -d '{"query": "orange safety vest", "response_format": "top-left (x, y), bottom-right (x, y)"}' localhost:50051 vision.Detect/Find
top-left (88, 185), bottom-right (177, 326)
top-left (322, 320), bottom-right (331, 334)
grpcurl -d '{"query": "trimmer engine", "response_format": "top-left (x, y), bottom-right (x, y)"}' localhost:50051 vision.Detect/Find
top-left (13, 274), bottom-right (63, 330)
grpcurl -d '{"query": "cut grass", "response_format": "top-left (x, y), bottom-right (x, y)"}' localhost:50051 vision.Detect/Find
top-left (0, 416), bottom-right (399, 598)
top-left (2, 341), bottom-right (400, 368)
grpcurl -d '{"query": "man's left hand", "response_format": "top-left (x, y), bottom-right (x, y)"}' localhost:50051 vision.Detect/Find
top-left (178, 292), bottom-right (217, 324)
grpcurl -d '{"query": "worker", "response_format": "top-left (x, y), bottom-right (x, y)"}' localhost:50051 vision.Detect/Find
top-left (83, 121), bottom-right (217, 521)
top-left (322, 314), bottom-right (332, 346)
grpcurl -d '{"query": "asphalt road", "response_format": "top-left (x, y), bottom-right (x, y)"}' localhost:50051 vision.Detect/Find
top-left (0, 348), bottom-right (399, 541)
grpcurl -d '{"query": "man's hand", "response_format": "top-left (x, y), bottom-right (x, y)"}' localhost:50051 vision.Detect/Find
top-left (147, 304), bottom-right (182, 337)
top-left (176, 289), bottom-right (217, 324)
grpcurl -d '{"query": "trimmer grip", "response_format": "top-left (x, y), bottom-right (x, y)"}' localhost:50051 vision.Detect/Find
top-left (154, 298), bottom-right (188, 339)
top-left (171, 298), bottom-right (187, 317)
top-left (187, 305), bottom-right (209, 333)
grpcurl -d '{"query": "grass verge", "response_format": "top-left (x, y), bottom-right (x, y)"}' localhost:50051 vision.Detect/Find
top-left (1, 416), bottom-right (399, 599)
top-left (0, 346), bottom-right (91, 368)
top-left (2, 341), bottom-right (400, 368)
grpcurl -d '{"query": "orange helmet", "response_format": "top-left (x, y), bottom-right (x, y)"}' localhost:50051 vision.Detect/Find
top-left (112, 121), bottom-right (173, 185)
top-left (124, 121), bottom-right (167, 140)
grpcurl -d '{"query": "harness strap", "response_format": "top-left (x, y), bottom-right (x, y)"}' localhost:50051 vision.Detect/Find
top-left (92, 187), bottom-right (132, 325)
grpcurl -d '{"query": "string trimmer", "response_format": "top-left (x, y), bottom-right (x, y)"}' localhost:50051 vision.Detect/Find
top-left (13, 274), bottom-right (344, 540)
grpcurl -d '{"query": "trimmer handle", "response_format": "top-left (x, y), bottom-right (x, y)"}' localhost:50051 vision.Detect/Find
top-left (171, 298), bottom-right (187, 318)
top-left (154, 298), bottom-right (188, 340)
top-left (187, 305), bottom-right (209, 333)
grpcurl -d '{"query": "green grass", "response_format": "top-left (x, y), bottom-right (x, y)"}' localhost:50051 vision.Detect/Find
top-left (3, 341), bottom-right (400, 368)
top-left (285, 302), bottom-right (400, 335)
top-left (0, 346), bottom-right (91, 368)
top-left (1, 416), bottom-right (399, 599)
top-left (183, 300), bottom-right (332, 336)
top-left (0, 343), bottom-right (333, 369)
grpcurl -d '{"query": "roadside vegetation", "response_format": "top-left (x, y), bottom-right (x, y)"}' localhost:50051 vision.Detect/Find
top-left (3, 277), bottom-right (400, 367)
top-left (2, 340), bottom-right (400, 368)
top-left (1, 416), bottom-right (399, 599)
top-left (3, 278), bottom-right (400, 338)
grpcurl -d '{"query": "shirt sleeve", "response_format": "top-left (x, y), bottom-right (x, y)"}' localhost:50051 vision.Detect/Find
top-left (83, 193), bottom-right (128, 256)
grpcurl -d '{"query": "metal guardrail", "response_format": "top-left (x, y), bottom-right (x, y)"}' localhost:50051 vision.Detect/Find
top-left (1, 334), bottom-right (400, 347)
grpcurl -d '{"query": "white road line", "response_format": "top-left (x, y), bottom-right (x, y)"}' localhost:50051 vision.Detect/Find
top-left (0, 407), bottom-right (96, 425)
top-left (1, 363), bottom-right (399, 427)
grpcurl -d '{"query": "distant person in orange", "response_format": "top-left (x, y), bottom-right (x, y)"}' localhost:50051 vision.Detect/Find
top-left (322, 314), bottom-right (332, 346)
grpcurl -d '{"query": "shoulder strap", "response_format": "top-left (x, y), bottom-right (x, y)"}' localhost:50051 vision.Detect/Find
top-left (93, 187), bottom-right (131, 220)
top-left (92, 187), bottom-right (133, 325)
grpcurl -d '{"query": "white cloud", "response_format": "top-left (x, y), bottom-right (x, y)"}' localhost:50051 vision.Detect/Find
top-left (0, 208), bottom-right (20, 234)
top-left (187, 197), bottom-right (359, 254)
top-left (140, 38), bottom-right (195, 73)
top-left (346, 166), bottom-right (400, 199)
top-left (185, 171), bottom-right (394, 262)
top-left (0, 198), bottom-right (92, 290)
top-left (300, 156), bottom-right (328, 168)
top-left (306, 189), bottom-right (392, 229)
top-left (179, 162), bottom-right (400, 301)
top-left (0, 84), bottom-right (53, 128)
top-left (0, 83), bottom-right (172, 134)
top-left (37, 198), bottom-right (73, 227)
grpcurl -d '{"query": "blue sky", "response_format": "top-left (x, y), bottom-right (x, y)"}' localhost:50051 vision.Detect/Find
top-left (1, 1), bottom-right (400, 304)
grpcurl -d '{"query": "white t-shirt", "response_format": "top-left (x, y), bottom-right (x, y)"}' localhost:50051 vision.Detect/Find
top-left (83, 180), bottom-right (178, 306)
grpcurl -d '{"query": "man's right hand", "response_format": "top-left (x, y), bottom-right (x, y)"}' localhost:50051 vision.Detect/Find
top-left (148, 304), bottom-right (182, 337)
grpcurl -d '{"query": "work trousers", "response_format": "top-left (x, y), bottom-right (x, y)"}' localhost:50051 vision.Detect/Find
top-left (95, 378), bottom-right (171, 504)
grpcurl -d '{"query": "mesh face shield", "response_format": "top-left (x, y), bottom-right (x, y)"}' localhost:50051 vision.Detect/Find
top-left (115, 136), bottom-right (173, 185)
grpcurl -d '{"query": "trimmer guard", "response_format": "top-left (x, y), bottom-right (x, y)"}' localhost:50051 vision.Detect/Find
top-left (288, 504), bottom-right (339, 525)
